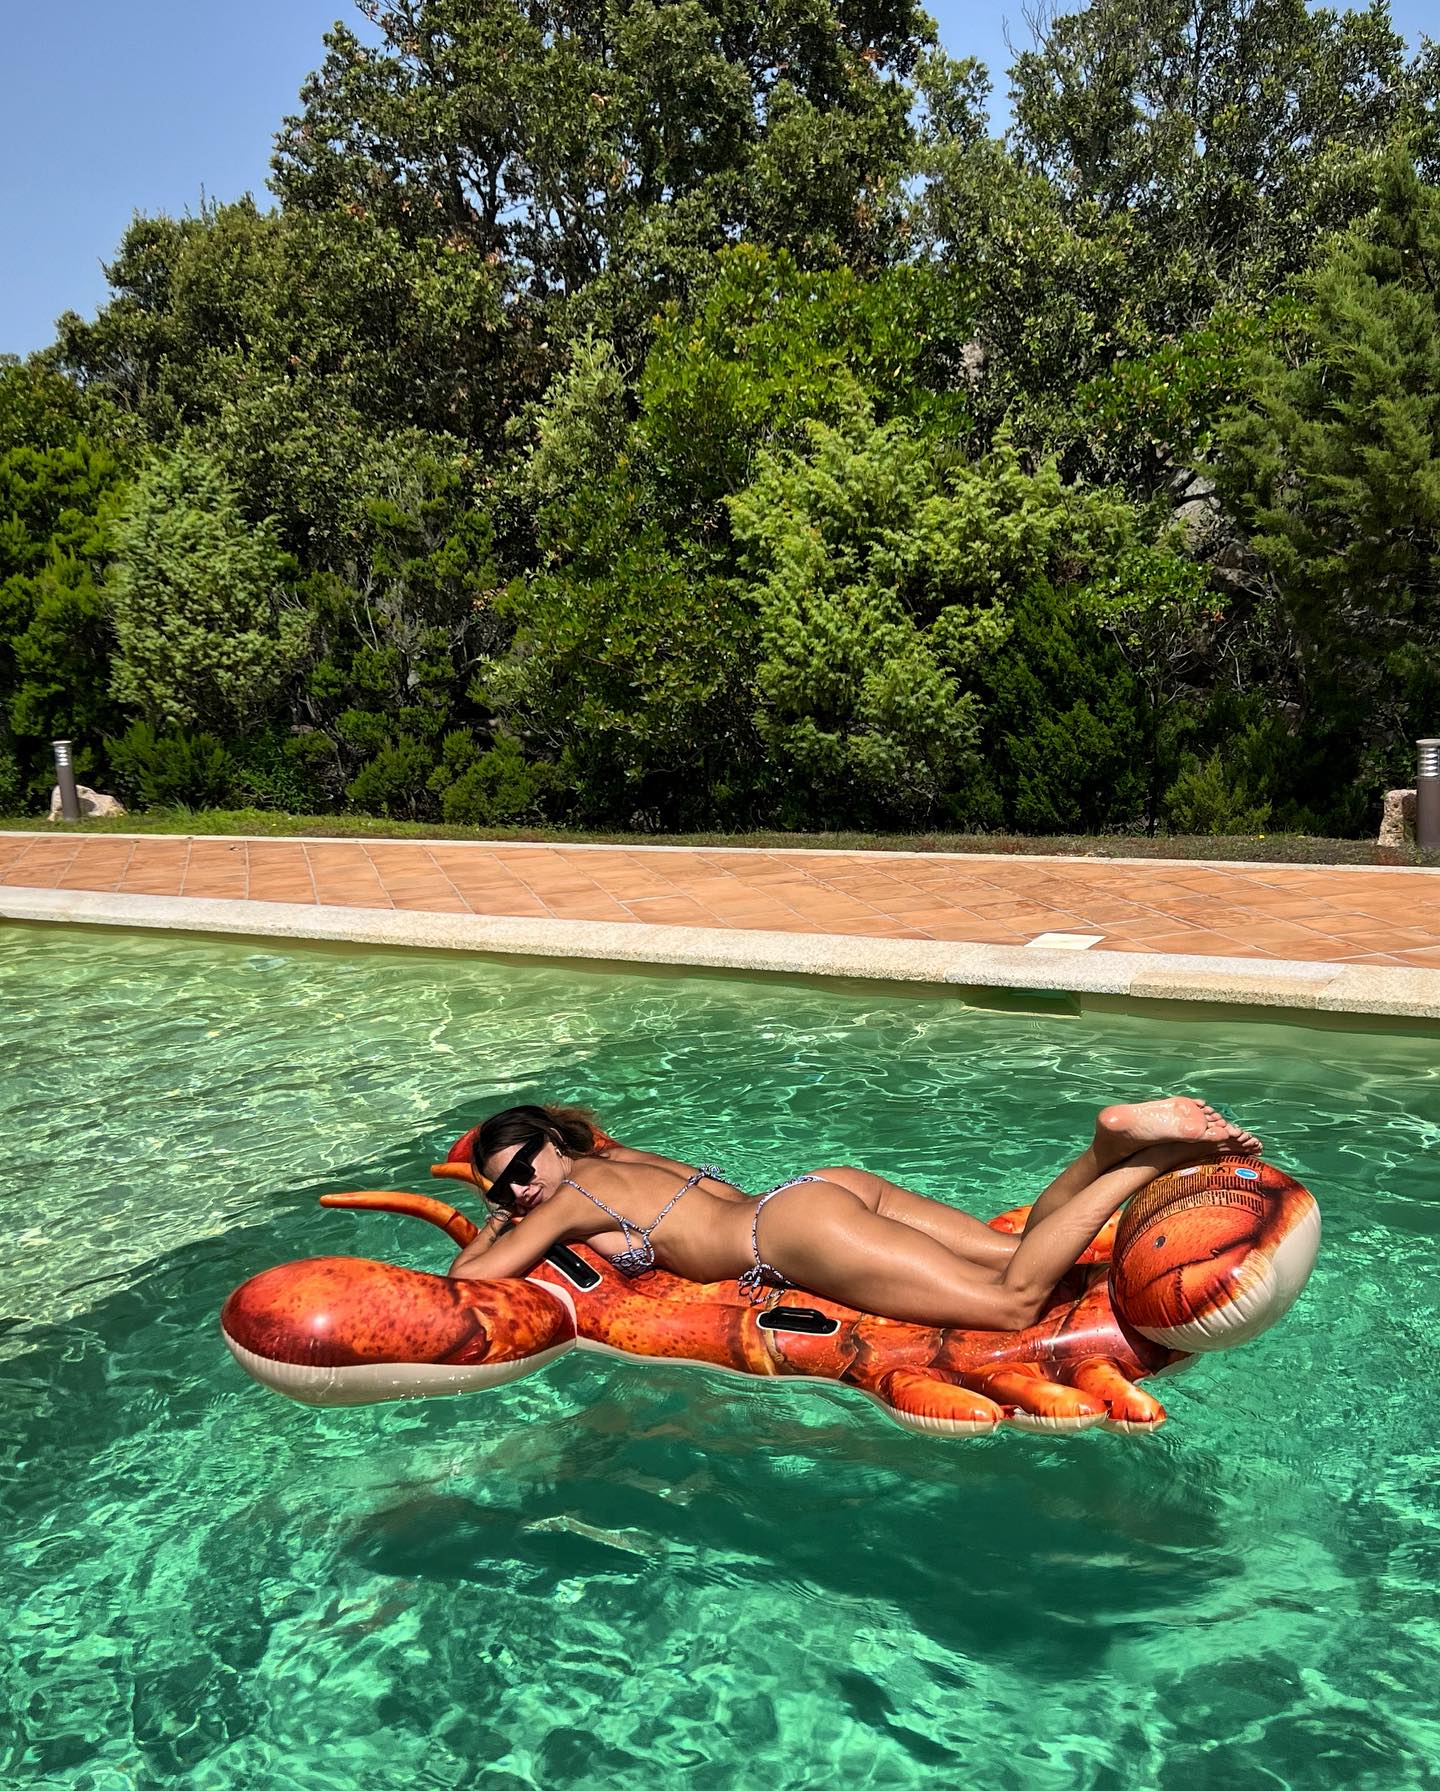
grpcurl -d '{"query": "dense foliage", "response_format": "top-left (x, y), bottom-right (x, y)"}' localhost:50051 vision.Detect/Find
top-left (5, 0), bottom-right (1438, 834)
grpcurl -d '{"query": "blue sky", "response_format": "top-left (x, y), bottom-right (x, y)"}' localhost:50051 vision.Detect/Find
top-left (1, 1), bottom-right (1434, 357)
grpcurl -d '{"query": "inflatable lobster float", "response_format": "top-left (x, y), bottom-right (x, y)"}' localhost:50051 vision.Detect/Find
top-left (221, 1143), bottom-right (1320, 1437)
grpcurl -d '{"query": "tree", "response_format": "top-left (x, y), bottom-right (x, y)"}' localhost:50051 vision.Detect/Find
top-left (483, 250), bottom-right (974, 825)
top-left (51, 199), bottom-right (507, 557)
top-left (975, 576), bottom-right (1150, 831)
top-left (273, 0), bottom-right (935, 379)
top-left (730, 415), bottom-right (1199, 826)
top-left (0, 363), bottom-right (128, 801)
top-left (108, 445), bottom-right (303, 732)
top-left (1215, 154), bottom-right (1440, 825)
top-left (297, 441), bottom-right (501, 815)
top-left (1008, 0), bottom-right (1433, 317)
top-left (917, 2), bottom-right (1438, 474)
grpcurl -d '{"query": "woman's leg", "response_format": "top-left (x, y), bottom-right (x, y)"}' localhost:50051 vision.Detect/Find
top-left (1018, 1097), bottom-right (1261, 1235)
top-left (807, 1098), bottom-right (1261, 1268)
top-left (758, 1142), bottom-right (1205, 1331)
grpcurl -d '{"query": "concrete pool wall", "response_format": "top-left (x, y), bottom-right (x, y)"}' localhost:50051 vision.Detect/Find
top-left (3, 828), bottom-right (1439, 1022)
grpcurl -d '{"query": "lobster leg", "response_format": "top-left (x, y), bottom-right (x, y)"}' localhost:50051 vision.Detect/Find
top-left (963, 1362), bottom-right (1108, 1432)
top-left (877, 1369), bottom-right (1006, 1437)
top-left (1066, 1358), bottom-right (1167, 1432)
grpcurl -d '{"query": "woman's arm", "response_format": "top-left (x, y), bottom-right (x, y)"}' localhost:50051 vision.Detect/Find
top-left (449, 1197), bottom-right (581, 1281)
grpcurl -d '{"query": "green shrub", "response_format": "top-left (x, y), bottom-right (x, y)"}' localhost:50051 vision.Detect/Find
top-left (1162, 750), bottom-right (1273, 835)
top-left (731, 421), bottom-right (1180, 826)
top-left (0, 420), bottom-right (127, 797)
top-left (977, 579), bottom-right (1149, 832)
top-left (429, 731), bottom-right (554, 826)
top-left (107, 444), bottom-right (302, 731)
top-left (0, 742), bottom-right (23, 814)
top-left (106, 721), bottom-right (237, 809)
top-left (228, 731), bottom-right (331, 813)
top-left (345, 737), bottom-right (435, 818)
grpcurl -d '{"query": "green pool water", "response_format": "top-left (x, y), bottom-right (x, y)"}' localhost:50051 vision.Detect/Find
top-left (3, 923), bottom-right (1439, 1791)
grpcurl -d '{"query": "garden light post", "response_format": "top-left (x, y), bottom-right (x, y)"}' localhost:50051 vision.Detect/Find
top-left (1419, 739), bottom-right (1440, 852)
top-left (53, 740), bottom-right (81, 822)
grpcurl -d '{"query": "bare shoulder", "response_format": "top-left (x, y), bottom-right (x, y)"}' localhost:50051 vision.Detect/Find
top-left (596, 1143), bottom-right (665, 1172)
top-left (550, 1176), bottom-right (612, 1229)
top-left (598, 1144), bottom-right (711, 1181)
top-left (572, 1151), bottom-right (661, 1190)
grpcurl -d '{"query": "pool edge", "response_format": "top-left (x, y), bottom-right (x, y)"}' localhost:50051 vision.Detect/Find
top-left (4, 887), bottom-right (1438, 1023)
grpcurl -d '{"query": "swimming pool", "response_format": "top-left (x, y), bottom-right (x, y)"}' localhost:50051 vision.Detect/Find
top-left (3, 924), bottom-right (1438, 1789)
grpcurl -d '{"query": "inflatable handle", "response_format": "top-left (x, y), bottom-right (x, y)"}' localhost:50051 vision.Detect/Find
top-left (319, 1190), bottom-right (480, 1247)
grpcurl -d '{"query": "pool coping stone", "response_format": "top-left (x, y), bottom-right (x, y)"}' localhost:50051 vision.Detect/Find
top-left (5, 886), bottom-right (1438, 1021)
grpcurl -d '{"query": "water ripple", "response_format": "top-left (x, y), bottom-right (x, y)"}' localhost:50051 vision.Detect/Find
top-left (2, 925), bottom-right (1438, 1791)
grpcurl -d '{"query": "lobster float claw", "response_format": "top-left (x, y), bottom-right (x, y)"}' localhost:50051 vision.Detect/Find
top-left (220, 1187), bottom-right (577, 1407)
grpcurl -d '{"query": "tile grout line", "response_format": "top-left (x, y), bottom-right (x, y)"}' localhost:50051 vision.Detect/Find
top-left (299, 842), bottom-right (322, 908)
top-left (837, 859), bottom-right (1146, 938)
top-left (741, 853), bottom-right (929, 932)
top-left (6, 836), bottom-right (79, 884)
top-left (357, 846), bottom-right (396, 910)
top-left (500, 853), bottom-right (620, 924)
top-left (423, 847), bottom-right (478, 915)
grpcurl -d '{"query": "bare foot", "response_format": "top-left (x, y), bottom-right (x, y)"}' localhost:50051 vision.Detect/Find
top-left (1095, 1097), bottom-right (1262, 1161)
top-left (1195, 1103), bottom-right (1263, 1157)
top-left (1124, 1134), bottom-right (1263, 1180)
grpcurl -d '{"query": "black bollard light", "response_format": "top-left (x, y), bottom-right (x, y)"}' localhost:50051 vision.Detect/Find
top-left (1419, 739), bottom-right (1440, 851)
top-left (53, 739), bottom-right (81, 822)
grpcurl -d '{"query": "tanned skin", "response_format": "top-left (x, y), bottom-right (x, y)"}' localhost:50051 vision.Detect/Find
top-left (450, 1098), bottom-right (1261, 1332)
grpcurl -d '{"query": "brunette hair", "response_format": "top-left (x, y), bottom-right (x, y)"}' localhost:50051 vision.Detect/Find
top-left (471, 1104), bottom-right (607, 1210)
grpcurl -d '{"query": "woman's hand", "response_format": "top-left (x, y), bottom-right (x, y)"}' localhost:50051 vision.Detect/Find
top-left (448, 1208), bottom-right (513, 1275)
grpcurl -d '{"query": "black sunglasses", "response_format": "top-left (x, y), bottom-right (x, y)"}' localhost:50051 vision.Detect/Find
top-left (479, 1132), bottom-right (547, 1212)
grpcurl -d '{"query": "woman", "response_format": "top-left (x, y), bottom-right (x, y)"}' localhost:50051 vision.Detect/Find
top-left (449, 1099), bottom-right (1262, 1332)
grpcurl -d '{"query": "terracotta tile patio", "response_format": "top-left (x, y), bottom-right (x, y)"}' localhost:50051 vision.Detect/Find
top-left (2, 832), bottom-right (1438, 968)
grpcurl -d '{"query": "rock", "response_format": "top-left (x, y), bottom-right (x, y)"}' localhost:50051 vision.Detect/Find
top-left (1377, 788), bottom-right (1416, 847)
top-left (49, 784), bottom-right (127, 821)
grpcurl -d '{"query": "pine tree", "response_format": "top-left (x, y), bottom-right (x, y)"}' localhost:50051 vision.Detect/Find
top-left (0, 364), bottom-right (128, 799)
top-left (1218, 155), bottom-right (1440, 809)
